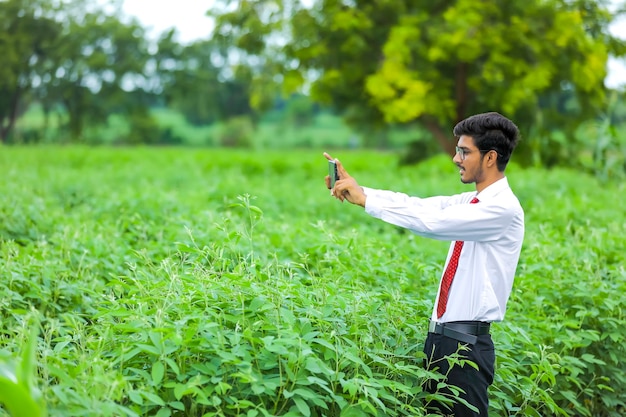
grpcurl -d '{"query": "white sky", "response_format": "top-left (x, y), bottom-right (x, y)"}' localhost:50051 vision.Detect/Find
top-left (121, 0), bottom-right (626, 87)
top-left (121, 0), bottom-right (216, 42)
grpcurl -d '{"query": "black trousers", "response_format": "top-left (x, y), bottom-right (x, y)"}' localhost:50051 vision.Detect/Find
top-left (422, 332), bottom-right (495, 416)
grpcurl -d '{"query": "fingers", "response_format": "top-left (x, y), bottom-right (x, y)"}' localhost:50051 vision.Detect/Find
top-left (327, 173), bottom-right (345, 202)
top-left (334, 159), bottom-right (348, 179)
top-left (331, 181), bottom-right (347, 202)
top-left (323, 152), bottom-right (334, 162)
top-left (331, 187), bottom-right (345, 202)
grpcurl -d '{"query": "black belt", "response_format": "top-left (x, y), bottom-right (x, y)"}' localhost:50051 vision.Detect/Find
top-left (428, 320), bottom-right (491, 345)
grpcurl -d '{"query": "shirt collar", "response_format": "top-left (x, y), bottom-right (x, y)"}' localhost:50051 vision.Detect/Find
top-left (475, 177), bottom-right (510, 202)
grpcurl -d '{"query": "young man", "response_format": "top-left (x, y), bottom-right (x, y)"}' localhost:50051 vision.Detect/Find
top-left (324, 112), bottom-right (524, 416)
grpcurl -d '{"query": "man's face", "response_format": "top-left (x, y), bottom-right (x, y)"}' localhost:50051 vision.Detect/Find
top-left (453, 135), bottom-right (486, 184)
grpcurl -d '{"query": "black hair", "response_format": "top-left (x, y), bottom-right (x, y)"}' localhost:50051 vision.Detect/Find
top-left (453, 112), bottom-right (521, 171)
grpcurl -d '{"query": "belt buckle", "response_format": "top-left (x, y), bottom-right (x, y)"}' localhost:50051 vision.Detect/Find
top-left (428, 320), bottom-right (438, 333)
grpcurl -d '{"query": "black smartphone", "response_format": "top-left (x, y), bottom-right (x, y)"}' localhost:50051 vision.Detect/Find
top-left (328, 160), bottom-right (339, 188)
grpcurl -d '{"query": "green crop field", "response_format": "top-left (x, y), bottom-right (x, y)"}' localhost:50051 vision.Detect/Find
top-left (1, 146), bottom-right (625, 417)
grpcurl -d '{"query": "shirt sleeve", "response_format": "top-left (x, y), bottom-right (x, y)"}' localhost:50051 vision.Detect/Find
top-left (362, 187), bottom-right (454, 210)
top-left (364, 187), bottom-right (516, 242)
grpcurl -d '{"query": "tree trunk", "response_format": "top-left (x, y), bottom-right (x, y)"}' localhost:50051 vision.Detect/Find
top-left (424, 118), bottom-right (456, 156)
top-left (422, 62), bottom-right (470, 156)
top-left (455, 62), bottom-right (468, 123)
top-left (0, 90), bottom-right (21, 143)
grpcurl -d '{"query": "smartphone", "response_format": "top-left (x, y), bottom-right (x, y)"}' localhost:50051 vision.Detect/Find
top-left (328, 160), bottom-right (339, 188)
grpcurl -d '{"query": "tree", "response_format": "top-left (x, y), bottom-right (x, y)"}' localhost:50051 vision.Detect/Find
top-left (0, 0), bottom-right (62, 143)
top-left (155, 34), bottom-right (256, 126)
top-left (1, 0), bottom-right (154, 143)
top-left (39, 1), bottom-right (152, 141)
top-left (212, 0), bottom-right (626, 163)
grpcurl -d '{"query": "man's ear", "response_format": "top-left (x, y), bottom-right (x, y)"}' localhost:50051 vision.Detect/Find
top-left (487, 150), bottom-right (498, 167)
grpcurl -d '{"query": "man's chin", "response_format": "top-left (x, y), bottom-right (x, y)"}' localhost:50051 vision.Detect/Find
top-left (460, 176), bottom-right (474, 184)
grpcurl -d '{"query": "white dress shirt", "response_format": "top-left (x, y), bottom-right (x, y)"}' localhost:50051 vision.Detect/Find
top-left (364, 177), bottom-right (524, 323)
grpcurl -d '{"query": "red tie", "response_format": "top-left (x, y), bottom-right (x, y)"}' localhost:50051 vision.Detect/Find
top-left (436, 196), bottom-right (479, 318)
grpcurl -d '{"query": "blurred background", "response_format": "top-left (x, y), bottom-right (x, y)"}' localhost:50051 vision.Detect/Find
top-left (2, 0), bottom-right (626, 178)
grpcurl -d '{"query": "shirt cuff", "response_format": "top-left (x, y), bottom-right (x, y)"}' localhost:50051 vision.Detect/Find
top-left (363, 187), bottom-right (383, 219)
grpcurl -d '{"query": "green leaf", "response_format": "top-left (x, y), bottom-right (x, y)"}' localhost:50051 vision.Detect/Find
top-left (142, 391), bottom-right (166, 406)
top-left (128, 390), bottom-right (143, 405)
top-left (293, 397), bottom-right (311, 417)
top-left (340, 405), bottom-right (368, 417)
top-left (20, 323), bottom-right (39, 391)
top-left (152, 361), bottom-right (165, 386)
top-left (163, 357), bottom-right (180, 376)
top-left (169, 401), bottom-right (185, 411)
top-left (0, 321), bottom-right (46, 417)
top-left (155, 408), bottom-right (171, 417)
top-left (0, 371), bottom-right (46, 417)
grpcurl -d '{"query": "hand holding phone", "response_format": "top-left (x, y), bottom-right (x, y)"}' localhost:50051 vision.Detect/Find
top-left (323, 152), bottom-right (366, 206)
top-left (328, 159), bottom-right (339, 189)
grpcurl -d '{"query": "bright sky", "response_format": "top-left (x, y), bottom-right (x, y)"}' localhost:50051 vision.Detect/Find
top-left (121, 0), bottom-right (216, 43)
top-left (121, 0), bottom-right (626, 87)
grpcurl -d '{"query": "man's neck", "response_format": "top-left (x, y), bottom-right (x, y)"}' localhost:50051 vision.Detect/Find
top-left (476, 173), bottom-right (505, 193)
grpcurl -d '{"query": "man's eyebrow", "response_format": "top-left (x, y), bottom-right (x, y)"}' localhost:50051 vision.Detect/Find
top-left (457, 146), bottom-right (471, 151)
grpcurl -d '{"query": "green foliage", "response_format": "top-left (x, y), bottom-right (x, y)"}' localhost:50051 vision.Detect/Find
top-left (284, 95), bottom-right (317, 128)
top-left (3, 0), bottom-right (626, 174)
top-left (0, 319), bottom-right (47, 417)
top-left (212, 0), bottom-right (626, 160)
top-left (573, 93), bottom-right (626, 181)
top-left (0, 0), bottom-right (264, 145)
top-left (515, 90), bottom-right (626, 177)
top-left (217, 115), bottom-right (255, 147)
top-left (506, 169), bottom-right (626, 415)
top-left (120, 110), bottom-right (184, 146)
top-left (0, 147), bottom-right (625, 416)
top-left (155, 36), bottom-right (255, 126)
top-left (2, 0), bottom-right (157, 142)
